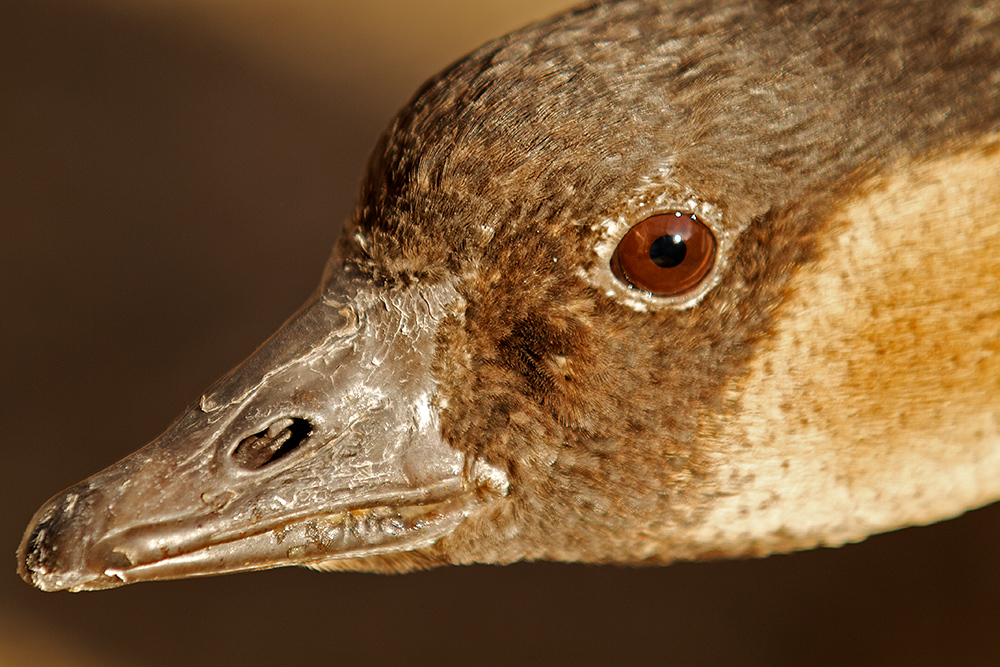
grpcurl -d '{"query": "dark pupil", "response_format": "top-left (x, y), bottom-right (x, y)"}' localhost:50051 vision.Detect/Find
top-left (649, 234), bottom-right (686, 268)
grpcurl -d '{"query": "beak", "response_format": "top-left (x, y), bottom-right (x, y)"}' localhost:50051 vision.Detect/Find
top-left (17, 267), bottom-right (508, 591)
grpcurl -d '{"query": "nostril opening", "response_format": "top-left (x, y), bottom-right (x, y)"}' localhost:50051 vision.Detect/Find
top-left (231, 417), bottom-right (313, 470)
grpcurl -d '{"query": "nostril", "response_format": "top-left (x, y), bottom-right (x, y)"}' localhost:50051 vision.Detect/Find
top-left (231, 417), bottom-right (313, 470)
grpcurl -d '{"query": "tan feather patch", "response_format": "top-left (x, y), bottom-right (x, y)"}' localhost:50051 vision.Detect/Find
top-left (690, 135), bottom-right (1000, 557)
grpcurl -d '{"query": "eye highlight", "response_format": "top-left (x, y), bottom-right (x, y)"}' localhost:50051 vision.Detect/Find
top-left (610, 212), bottom-right (717, 297)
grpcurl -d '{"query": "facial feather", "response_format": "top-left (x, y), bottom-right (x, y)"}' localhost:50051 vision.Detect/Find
top-left (692, 135), bottom-right (1000, 557)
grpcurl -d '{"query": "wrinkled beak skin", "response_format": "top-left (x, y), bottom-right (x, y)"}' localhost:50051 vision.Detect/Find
top-left (17, 260), bottom-right (509, 592)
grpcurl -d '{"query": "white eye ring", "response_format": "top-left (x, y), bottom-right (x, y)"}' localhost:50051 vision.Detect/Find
top-left (582, 188), bottom-right (741, 312)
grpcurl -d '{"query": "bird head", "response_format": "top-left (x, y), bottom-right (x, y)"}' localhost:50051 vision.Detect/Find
top-left (19, 0), bottom-right (1000, 591)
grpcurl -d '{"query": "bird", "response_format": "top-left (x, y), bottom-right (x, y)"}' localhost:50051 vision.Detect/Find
top-left (17, 0), bottom-right (1000, 592)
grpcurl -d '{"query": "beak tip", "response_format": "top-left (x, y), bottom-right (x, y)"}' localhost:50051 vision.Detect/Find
top-left (16, 526), bottom-right (78, 593)
top-left (17, 484), bottom-right (124, 593)
top-left (16, 520), bottom-right (44, 588)
top-left (17, 497), bottom-right (65, 590)
top-left (16, 530), bottom-right (124, 592)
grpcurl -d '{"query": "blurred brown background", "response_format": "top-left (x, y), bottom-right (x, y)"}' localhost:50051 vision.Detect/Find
top-left (2, 1), bottom-right (999, 665)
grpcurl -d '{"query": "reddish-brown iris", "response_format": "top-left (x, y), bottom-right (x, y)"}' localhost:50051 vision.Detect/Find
top-left (610, 212), bottom-right (717, 297)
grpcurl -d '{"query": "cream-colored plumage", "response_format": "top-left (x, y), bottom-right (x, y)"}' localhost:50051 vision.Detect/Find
top-left (689, 136), bottom-right (1000, 557)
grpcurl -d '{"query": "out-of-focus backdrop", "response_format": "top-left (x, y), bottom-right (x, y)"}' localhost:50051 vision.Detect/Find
top-left (2, 1), bottom-right (999, 665)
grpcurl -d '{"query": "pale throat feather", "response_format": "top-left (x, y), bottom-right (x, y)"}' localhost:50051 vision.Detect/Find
top-left (691, 135), bottom-right (1000, 556)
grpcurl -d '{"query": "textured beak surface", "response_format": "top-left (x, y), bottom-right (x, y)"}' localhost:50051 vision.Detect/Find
top-left (18, 269), bottom-right (507, 591)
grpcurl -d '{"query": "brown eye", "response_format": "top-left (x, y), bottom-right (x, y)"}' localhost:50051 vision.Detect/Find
top-left (610, 212), bottom-right (717, 297)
